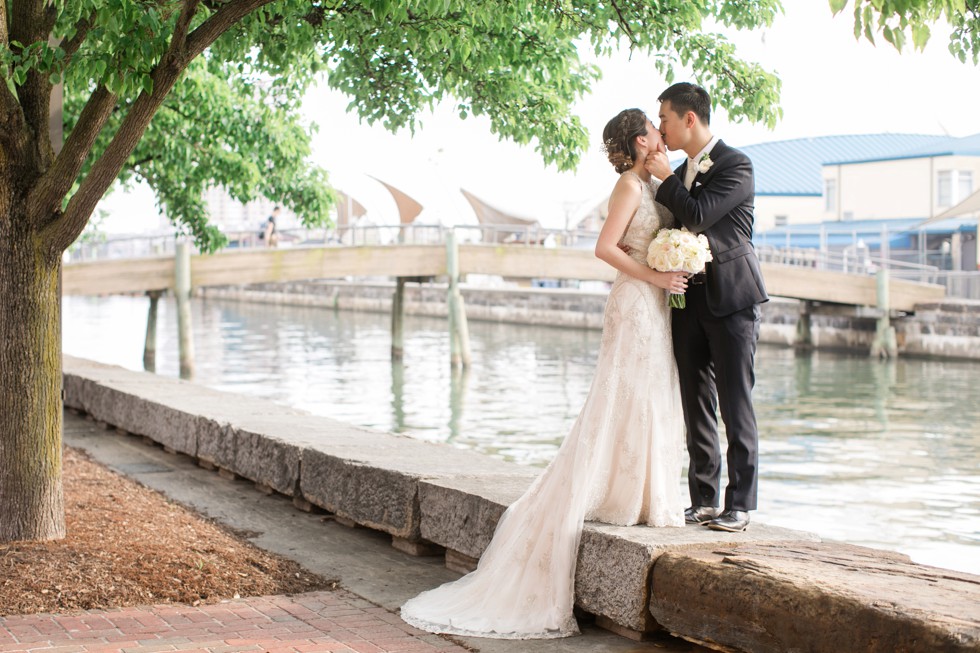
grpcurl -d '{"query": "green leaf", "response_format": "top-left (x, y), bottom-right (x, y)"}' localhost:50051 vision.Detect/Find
top-left (912, 24), bottom-right (931, 50)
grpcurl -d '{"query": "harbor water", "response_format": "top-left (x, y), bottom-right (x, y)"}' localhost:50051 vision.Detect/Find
top-left (62, 294), bottom-right (980, 575)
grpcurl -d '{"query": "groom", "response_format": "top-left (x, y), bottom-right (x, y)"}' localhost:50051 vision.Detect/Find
top-left (645, 82), bottom-right (768, 532)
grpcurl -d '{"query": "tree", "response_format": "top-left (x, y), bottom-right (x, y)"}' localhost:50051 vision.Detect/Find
top-left (0, 0), bottom-right (976, 543)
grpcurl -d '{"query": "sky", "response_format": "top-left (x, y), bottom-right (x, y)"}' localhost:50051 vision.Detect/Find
top-left (98, 2), bottom-right (979, 233)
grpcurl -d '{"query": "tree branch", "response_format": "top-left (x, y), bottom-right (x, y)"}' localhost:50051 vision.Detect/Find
top-left (609, 0), bottom-right (639, 49)
top-left (25, 85), bottom-right (116, 225)
top-left (33, 0), bottom-right (200, 247)
top-left (172, 0), bottom-right (202, 54)
top-left (44, 0), bottom-right (277, 253)
top-left (8, 1), bottom-right (45, 45)
top-left (7, 1), bottom-right (52, 173)
top-left (130, 155), bottom-right (155, 168)
top-left (61, 13), bottom-right (95, 66)
top-left (38, 0), bottom-right (281, 253)
top-left (42, 1), bottom-right (58, 37)
top-left (0, 4), bottom-right (21, 139)
top-left (1, 2), bottom-right (9, 46)
top-left (186, 0), bottom-right (277, 61)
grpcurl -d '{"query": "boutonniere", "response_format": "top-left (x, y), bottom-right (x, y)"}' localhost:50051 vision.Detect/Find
top-left (697, 153), bottom-right (713, 174)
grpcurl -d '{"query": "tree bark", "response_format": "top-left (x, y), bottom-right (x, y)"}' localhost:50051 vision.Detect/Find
top-left (0, 209), bottom-right (65, 542)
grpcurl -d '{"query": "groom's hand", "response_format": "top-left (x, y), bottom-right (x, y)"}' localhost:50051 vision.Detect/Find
top-left (645, 150), bottom-right (672, 181)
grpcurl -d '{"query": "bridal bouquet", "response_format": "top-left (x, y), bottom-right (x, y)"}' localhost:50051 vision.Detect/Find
top-left (646, 228), bottom-right (713, 309)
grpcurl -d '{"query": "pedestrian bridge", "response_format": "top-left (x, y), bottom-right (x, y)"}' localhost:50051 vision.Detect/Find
top-left (63, 242), bottom-right (945, 312)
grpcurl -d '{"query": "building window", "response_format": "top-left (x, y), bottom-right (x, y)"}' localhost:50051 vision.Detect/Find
top-left (824, 179), bottom-right (836, 213)
top-left (959, 171), bottom-right (974, 203)
top-left (938, 171), bottom-right (953, 206)
top-left (938, 170), bottom-right (975, 207)
top-left (774, 215), bottom-right (788, 227)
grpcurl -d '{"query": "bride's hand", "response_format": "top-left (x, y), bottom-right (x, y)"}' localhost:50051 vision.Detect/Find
top-left (653, 271), bottom-right (688, 293)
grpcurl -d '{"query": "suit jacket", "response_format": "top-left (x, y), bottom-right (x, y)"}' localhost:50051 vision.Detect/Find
top-left (655, 140), bottom-right (768, 317)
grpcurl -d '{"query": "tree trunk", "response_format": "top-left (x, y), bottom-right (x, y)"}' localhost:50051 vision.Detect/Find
top-left (0, 212), bottom-right (65, 542)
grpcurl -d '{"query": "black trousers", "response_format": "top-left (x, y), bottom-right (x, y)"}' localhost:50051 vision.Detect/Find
top-left (671, 284), bottom-right (761, 512)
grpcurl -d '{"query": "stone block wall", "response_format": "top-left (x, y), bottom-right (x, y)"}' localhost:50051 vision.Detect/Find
top-left (201, 281), bottom-right (980, 359)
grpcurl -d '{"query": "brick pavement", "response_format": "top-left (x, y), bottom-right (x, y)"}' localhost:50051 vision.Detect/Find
top-left (0, 590), bottom-right (467, 653)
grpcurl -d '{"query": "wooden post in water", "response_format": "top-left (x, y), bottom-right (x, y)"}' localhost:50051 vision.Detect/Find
top-left (795, 300), bottom-right (813, 349)
top-left (391, 277), bottom-right (406, 360)
top-left (445, 230), bottom-right (471, 368)
top-left (870, 268), bottom-right (898, 358)
top-left (174, 240), bottom-right (195, 379)
top-left (143, 291), bottom-right (161, 372)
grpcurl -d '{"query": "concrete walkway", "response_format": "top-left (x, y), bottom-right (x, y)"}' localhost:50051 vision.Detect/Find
top-left (0, 411), bottom-right (710, 653)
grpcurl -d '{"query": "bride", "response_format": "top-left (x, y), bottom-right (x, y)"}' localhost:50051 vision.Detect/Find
top-left (400, 108), bottom-right (688, 639)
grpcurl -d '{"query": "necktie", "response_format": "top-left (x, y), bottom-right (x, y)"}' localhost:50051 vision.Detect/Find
top-left (684, 159), bottom-right (698, 190)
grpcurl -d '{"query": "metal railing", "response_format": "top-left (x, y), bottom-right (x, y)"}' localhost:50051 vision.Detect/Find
top-left (66, 223), bottom-right (602, 262)
top-left (756, 244), bottom-right (980, 299)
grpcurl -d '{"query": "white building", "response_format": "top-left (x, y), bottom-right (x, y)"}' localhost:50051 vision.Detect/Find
top-left (747, 133), bottom-right (980, 270)
top-left (744, 133), bottom-right (980, 231)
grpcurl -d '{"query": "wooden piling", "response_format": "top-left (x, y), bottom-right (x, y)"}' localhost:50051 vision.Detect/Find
top-left (795, 300), bottom-right (813, 349)
top-left (174, 240), bottom-right (195, 379)
top-left (143, 291), bottom-right (161, 372)
top-left (870, 268), bottom-right (898, 358)
top-left (391, 277), bottom-right (406, 360)
top-left (445, 231), bottom-right (471, 368)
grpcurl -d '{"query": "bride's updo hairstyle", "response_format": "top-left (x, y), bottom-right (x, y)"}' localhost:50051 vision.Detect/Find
top-left (602, 109), bottom-right (648, 174)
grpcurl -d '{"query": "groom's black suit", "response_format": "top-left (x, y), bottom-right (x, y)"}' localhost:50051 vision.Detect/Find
top-left (655, 140), bottom-right (768, 512)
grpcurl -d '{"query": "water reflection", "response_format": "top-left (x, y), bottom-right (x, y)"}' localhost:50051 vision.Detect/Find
top-left (62, 294), bottom-right (980, 574)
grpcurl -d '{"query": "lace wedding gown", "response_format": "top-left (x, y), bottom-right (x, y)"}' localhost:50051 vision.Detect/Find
top-left (400, 172), bottom-right (685, 639)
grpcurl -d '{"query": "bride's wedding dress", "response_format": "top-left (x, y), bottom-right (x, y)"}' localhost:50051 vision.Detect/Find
top-left (400, 172), bottom-right (685, 639)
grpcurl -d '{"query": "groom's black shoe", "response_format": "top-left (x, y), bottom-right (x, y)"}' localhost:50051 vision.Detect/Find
top-left (684, 506), bottom-right (722, 524)
top-left (706, 510), bottom-right (750, 532)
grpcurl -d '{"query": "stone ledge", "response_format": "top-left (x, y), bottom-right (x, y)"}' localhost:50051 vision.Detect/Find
top-left (61, 356), bottom-right (980, 647)
top-left (649, 541), bottom-right (980, 652)
top-left (576, 522), bottom-right (818, 634)
top-left (417, 475), bottom-right (537, 559)
top-left (417, 475), bottom-right (819, 634)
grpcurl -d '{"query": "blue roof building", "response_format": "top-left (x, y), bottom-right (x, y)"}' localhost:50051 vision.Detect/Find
top-left (741, 134), bottom-right (955, 196)
top-left (741, 133), bottom-right (980, 269)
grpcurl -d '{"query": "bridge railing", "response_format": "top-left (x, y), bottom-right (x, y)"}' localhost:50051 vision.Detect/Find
top-left (65, 224), bottom-right (979, 300)
top-left (66, 223), bottom-right (601, 262)
top-left (756, 245), bottom-right (980, 300)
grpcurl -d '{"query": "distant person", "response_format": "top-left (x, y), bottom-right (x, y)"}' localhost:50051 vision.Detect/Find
top-left (400, 108), bottom-right (689, 639)
top-left (261, 206), bottom-right (280, 247)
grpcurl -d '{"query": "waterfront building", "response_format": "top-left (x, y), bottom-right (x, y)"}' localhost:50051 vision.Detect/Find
top-left (748, 133), bottom-right (980, 270)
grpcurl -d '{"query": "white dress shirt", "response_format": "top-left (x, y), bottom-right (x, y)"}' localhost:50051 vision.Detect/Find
top-left (684, 135), bottom-right (720, 190)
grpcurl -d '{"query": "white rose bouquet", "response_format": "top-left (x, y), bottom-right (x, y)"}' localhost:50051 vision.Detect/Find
top-left (646, 228), bottom-right (713, 309)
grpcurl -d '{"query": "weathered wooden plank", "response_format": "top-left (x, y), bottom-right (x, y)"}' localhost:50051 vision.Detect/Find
top-left (62, 256), bottom-right (174, 295)
top-left (760, 263), bottom-right (944, 312)
top-left (191, 245), bottom-right (446, 286)
top-left (459, 244), bottom-right (615, 282)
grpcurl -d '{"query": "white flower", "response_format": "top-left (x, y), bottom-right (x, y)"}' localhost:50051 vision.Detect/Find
top-left (697, 153), bottom-right (713, 174)
top-left (646, 228), bottom-right (713, 275)
top-left (646, 228), bottom-right (712, 308)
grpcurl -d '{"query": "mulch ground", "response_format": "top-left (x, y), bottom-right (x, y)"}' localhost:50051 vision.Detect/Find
top-left (0, 447), bottom-right (333, 617)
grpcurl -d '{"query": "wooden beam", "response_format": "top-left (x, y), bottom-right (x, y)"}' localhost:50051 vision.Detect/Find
top-left (191, 245), bottom-right (446, 286)
top-left (62, 256), bottom-right (174, 295)
top-left (458, 245), bottom-right (614, 282)
top-left (760, 263), bottom-right (944, 312)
